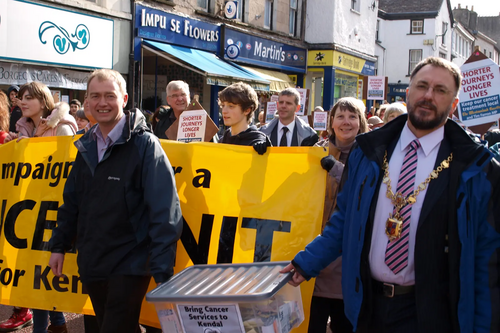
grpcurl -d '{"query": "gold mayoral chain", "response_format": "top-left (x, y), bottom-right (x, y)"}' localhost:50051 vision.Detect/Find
top-left (382, 151), bottom-right (453, 241)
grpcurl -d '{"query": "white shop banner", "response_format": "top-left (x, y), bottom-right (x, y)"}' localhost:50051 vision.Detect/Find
top-left (0, 0), bottom-right (113, 69)
top-left (0, 62), bottom-right (89, 90)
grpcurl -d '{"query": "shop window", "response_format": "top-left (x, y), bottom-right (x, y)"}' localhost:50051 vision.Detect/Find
top-left (411, 20), bottom-right (423, 34)
top-left (197, 0), bottom-right (209, 11)
top-left (289, 0), bottom-right (297, 36)
top-left (409, 49), bottom-right (422, 75)
top-left (264, 0), bottom-right (273, 29)
top-left (334, 72), bottom-right (358, 105)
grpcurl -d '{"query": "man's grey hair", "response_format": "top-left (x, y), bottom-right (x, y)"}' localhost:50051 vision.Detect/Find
top-left (166, 81), bottom-right (190, 101)
top-left (279, 88), bottom-right (301, 106)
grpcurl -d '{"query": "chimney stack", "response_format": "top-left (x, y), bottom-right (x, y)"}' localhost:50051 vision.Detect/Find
top-left (471, 5), bottom-right (474, 12)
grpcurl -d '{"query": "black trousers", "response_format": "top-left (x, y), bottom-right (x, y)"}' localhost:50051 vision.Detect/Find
top-left (357, 292), bottom-right (417, 333)
top-left (308, 296), bottom-right (353, 333)
top-left (84, 275), bottom-right (151, 333)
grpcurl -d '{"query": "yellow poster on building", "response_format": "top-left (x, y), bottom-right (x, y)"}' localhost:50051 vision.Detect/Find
top-left (0, 137), bottom-right (326, 332)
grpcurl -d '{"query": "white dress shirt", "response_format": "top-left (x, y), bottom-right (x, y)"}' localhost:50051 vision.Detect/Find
top-left (277, 119), bottom-right (295, 147)
top-left (369, 122), bottom-right (444, 285)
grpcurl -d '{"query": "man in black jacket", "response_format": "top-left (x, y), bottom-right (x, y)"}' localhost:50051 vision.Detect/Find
top-left (153, 80), bottom-right (190, 139)
top-left (49, 69), bottom-right (182, 333)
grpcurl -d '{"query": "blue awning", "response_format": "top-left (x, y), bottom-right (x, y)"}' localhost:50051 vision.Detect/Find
top-left (142, 40), bottom-right (270, 91)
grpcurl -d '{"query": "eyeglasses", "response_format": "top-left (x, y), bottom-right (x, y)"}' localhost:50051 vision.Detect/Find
top-left (412, 83), bottom-right (453, 97)
top-left (168, 93), bottom-right (187, 99)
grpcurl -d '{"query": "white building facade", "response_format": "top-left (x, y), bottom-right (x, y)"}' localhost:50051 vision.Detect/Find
top-left (451, 21), bottom-right (474, 67)
top-left (376, 0), bottom-right (454, 103)
top-left (304, 0), bottom-right (378, 110)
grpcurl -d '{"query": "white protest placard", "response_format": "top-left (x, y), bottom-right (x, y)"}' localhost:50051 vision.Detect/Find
top-left (176, 304), bottom-right (245, 333)
top-left (266, 101), bottom-right (278, 122)
top-left (177, 110), bottom-right (207, 143)
top-left (296, 88), bottom-right (307, 115)
top-left (270, 95), bottom-right (279, 102)
top-left (367, 76), bottom-right (385, 100)
top-left (313, 111), bottom-right (328, 131)
top-left (458, 58), bottom-right (500, 126)
top-left (62, 95), bottom-right (69, 104)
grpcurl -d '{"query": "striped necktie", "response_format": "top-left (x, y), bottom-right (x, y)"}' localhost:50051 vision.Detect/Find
top-left (385, 139), bottom-right (420, 274)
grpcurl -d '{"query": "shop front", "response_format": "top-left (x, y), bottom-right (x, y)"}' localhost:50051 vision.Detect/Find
top-left (387, 84), bottom-right (408, 103)
top-left (134, 4), bottom-right (269, 125)
top-left (306, 50), bottom-right (376, 111)
top-left (0, 0), bottom-right (114, 102)
top-left (221, 28), bottom-right (306, 118)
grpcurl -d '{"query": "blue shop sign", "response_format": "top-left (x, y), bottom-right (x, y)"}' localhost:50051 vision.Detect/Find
top-left (135, 5), bottom-right (220, 52)
top-left (389, 84), bottom-right (408, 95)
top-left (362, 61), bottom-right (375, 76)
top-left (224, 28), bottom-right (306, 73)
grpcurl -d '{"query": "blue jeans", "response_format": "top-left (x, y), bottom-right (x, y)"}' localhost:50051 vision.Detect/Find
top-left (32, 310), bottom-right (66, 333)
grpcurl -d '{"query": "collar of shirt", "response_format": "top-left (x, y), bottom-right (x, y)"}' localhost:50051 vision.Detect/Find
top-left (278, 118), bottom-right (296, 135)
top-left (92, 115), bottom-right (127, 146)
top-left (399, 122), bottom-right (444, 157)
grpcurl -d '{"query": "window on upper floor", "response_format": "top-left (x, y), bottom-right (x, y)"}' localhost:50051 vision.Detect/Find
top-left (351, 0), bottom-right (360, 12)
top-left (439, 52), bottom-right (446, 59)
top-left (411, 20), bottom-right (423, 34)
top-left (264, 0), bottom-right (273, 29)
top-left (409, 49), bottom-right (422, 74)
top-left (490, 51), bottom-right (493, 58)
top-left (197, 0), bottom-right (209, 11)
top-left (289, 0), bottom-right (297, 36)
top-left (376, 19), bottom-right (380, 41)
top-left (441, 22), bottom-right (448, 45)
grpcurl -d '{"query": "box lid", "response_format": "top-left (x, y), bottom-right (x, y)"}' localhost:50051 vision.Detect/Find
top-left (146, 261), bottom-right (292, 303)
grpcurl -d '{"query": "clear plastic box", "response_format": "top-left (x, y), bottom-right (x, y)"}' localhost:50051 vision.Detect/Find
top-left (146, 262), bottom-right (304, 333)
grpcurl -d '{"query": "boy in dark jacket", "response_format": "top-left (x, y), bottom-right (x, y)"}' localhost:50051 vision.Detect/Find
top-left (219, 82), bottom-right (271, 153)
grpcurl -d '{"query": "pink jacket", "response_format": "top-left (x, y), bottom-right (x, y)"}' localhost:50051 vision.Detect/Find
top-left (16, 102), bottom-right (77, 138)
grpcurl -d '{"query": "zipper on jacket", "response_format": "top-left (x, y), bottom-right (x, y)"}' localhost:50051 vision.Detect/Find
top-left (456, 193), bottom-right (468, 237)
top-left (357, 176), bottom-right (367, 211)
top-left (465, 200), bottom-right (470, 238)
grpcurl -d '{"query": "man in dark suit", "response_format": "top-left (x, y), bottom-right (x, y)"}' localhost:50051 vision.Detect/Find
top-left (260, 88), bottom-right (318, 146)
top-left (282, 57), bottom-right (500, 332)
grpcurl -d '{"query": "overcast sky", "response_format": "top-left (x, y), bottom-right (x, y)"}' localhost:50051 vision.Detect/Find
top-left (450, 0), bottom-right (500, 17)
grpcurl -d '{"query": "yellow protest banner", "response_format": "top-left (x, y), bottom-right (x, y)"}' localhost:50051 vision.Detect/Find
top-left (0, 136), bottom-right (326, 332)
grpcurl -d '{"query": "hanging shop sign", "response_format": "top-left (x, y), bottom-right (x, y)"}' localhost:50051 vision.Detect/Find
top-left (0, 0), bottom-right (113, 69)
top-left (0, 61), bottom-right (89, 90)
top-left (136, 4), bottom-right (220, 52)
top-left (223, 28), bottom-right (306, 73)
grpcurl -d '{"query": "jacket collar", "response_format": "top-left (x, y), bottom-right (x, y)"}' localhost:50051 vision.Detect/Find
top-left (75, 108), bottom-right (149, 153)
top-left (356, 114), bottom-right (488, 168)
